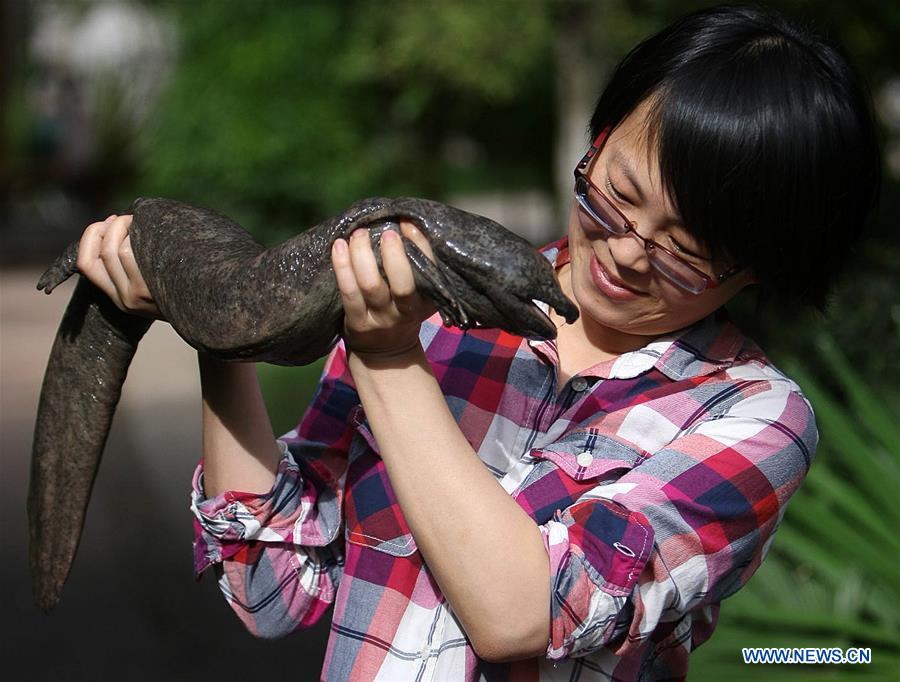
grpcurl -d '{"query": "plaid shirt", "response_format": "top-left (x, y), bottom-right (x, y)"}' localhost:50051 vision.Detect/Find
top-left (191, 238), bottom-right (816, 681)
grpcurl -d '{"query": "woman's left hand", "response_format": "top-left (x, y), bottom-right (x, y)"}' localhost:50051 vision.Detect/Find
top-left (331, 222), bottom-right (437, 359)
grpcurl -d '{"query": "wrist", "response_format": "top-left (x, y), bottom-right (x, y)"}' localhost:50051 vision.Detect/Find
top-left (346, 335), bottom-right (422, 360)
top-left (347, 337), bottom-right (425, 370)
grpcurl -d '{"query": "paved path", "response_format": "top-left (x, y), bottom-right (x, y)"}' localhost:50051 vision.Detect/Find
top-left (1, 268), bottom-right (328, 681)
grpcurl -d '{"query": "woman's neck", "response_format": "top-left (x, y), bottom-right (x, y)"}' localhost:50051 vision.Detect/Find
top-left (547, 312), bottom-right (627, 386)
top-left (550, 264), bottom-right (654, 360)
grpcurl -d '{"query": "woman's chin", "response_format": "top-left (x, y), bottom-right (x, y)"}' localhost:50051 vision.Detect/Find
top-left (572, 278), bottom-right (673, 339)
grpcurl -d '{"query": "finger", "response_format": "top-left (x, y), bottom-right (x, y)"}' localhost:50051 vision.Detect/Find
top-left (331, 238), bottom-right (368, 320)
top-left (77, 221), bottom-right (121, 304)
top-left (349, 228), bottom-right (391, 309)
top-left (76, 221), bottom-right (107, 274)
top-left (400, 220), bottom-right (434, 261)
top-left (116, 218), bottom-right (147, 292)
top-left (118, 233), bottom-right (141, 283)
top-left (380, 229), bottom-right (417, 305)
top-left (100, 215), bottom-right (133, 302)
top-left (396, 221), bottom-right (439, 318)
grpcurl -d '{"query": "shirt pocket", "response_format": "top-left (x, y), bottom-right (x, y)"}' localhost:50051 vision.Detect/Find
top-left (343, 412), bottom-right (418, 558)
top-left (514, 431), bottom-right (643, 525)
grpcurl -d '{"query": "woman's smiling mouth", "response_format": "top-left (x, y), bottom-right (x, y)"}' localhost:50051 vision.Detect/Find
top-left (589, 252), bottom-right (645, 300)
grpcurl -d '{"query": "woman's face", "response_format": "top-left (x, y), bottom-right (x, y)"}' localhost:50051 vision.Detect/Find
top-left (564, 100), bottom-right (753, 348)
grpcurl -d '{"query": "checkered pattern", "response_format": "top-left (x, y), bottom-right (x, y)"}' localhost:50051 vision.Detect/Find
top-left (190, 239), bottom-right (816, 680)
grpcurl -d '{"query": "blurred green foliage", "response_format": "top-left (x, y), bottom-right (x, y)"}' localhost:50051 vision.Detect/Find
top-left (135, 0), bottom-right (555, 243)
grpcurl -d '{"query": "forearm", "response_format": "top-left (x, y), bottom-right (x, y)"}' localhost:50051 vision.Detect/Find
top-left (348, 346), bottom-right (550, 661)
top-left (199, 353), bottom-right (281, 497)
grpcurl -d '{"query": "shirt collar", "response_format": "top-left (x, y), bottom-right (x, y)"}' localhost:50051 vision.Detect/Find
top-left (530, 237), bottom-right (749, 381)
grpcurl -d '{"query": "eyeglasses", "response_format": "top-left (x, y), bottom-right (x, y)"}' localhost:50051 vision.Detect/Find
top-left (573, 129), bottom-right (742, 295)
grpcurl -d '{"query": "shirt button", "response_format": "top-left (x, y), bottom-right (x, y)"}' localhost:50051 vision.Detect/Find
top-left (576, 451), bottom-right (593, 467)
top-left (571, 377), bottom-right (589, 392)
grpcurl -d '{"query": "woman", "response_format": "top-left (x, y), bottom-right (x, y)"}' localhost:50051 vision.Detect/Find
top-left (77, 4), bottom-right (880, 680)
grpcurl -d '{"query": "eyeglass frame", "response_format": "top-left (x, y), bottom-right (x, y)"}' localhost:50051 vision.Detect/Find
top-left (573, 128), bottom-right (743, 294)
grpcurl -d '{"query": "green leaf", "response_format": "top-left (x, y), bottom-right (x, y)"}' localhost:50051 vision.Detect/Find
top-left (815, 332), bottom-right (900, 457)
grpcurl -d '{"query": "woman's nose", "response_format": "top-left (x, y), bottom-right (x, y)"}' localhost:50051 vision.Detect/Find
top-left (606, 229), bottom-right (653, 275)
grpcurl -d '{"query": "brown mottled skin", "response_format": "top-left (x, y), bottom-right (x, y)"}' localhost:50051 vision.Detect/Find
top-left (28, 196), bottom-right (579, 612)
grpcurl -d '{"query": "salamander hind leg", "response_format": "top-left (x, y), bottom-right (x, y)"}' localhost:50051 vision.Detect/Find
top-left (37, 240), bottom-right (80, 294)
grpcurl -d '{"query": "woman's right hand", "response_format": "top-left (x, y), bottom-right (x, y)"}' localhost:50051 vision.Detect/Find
top-left (76, 214), bottom-right (164, 320)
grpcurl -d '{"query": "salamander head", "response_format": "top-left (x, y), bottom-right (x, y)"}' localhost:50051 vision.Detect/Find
top-left (382, 198), bottom-right (579, 340)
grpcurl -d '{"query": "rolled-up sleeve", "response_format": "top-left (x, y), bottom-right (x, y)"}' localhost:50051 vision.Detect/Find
top-left (541, 498), bottom-right (654, 658)
top-left (190, 341), bottom-right (358, 638)
top-left (541, 380), bottom-right (817, 660)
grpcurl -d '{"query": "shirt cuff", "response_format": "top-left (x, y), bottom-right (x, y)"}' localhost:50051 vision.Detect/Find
top-left (541, 498), bottom-right (654, 659)
top-left (190, 440), bottom-right (300, 576)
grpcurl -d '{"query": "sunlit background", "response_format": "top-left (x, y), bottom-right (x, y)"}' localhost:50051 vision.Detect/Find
top-left (2, 1), bottom-right (898, 680)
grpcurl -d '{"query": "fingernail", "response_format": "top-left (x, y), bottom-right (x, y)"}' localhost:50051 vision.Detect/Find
top-left (105, 214), bottom-right (117, 222)
top-left (333, 239), bottom-right (347, 255)
top-left (383, 229), bottom-right (397, 241)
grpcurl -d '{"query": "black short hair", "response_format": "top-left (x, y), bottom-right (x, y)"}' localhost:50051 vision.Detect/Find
top-left (588, 3), bottom-right (881, 310)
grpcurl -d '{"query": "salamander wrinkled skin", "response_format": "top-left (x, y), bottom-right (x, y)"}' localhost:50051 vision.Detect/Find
top-left (28, 196), bottom-right (579, 612)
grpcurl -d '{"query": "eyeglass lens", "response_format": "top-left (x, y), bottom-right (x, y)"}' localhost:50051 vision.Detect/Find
top-left (575, 178), bottom-right (708, 294)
